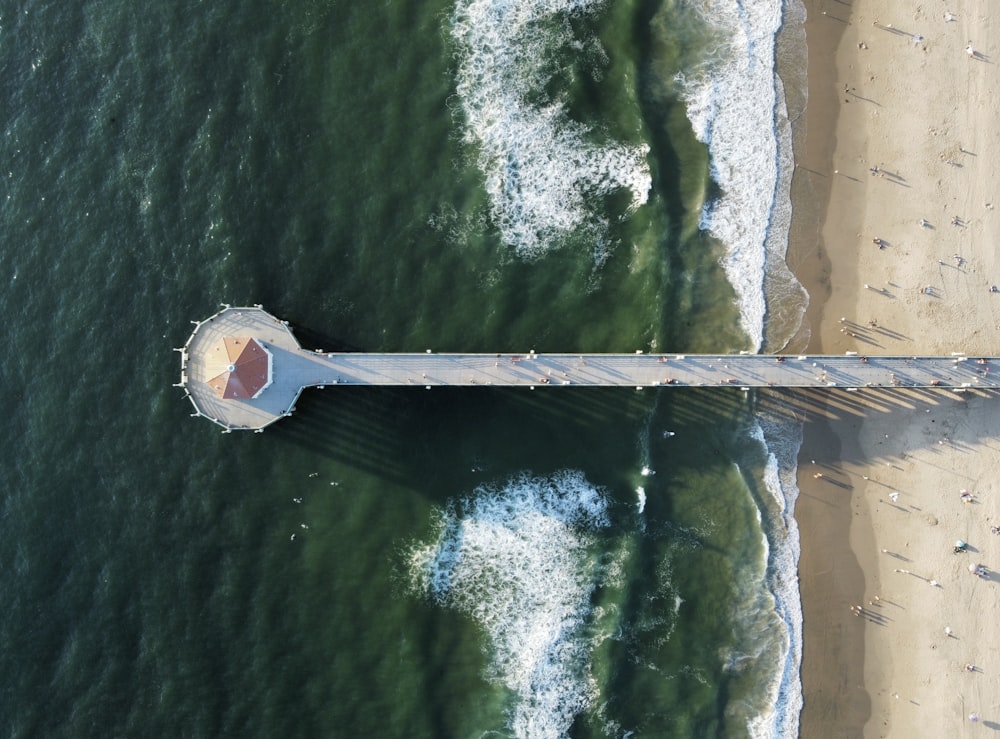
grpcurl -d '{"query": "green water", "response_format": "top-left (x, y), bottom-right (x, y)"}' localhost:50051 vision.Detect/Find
top-left (0, 0), bottom-right (795, 736)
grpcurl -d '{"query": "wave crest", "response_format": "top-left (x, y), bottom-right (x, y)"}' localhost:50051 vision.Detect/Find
top-left (408, 470), bottom-right (609, 739)
top-left (676, 0), bottom-right (803, 351)
top-left (451, 0), bottom-right (651, 259)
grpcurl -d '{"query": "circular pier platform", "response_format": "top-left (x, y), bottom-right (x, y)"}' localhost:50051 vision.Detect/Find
top-left (177, 306), bottom-right (306, 431)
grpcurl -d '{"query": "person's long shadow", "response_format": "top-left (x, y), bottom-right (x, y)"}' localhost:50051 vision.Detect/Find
top-left (817, 475), bottom-right (853, 489)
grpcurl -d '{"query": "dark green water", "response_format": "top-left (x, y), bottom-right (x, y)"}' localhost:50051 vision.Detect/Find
top-left (0, 1), bottom-right (798, 736)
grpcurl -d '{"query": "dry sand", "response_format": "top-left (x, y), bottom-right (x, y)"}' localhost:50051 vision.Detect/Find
top-left (787, 0), bottom-right (1000, 735)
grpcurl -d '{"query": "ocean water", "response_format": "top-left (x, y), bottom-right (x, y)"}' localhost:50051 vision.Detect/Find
top-left (0, 0), bottom-right (804, 737)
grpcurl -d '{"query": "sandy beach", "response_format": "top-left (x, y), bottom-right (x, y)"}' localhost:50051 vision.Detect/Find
top-left (788, 0), bottom-right (1000, 735)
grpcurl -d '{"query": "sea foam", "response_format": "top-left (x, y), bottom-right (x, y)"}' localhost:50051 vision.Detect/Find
top-left (408, 471), bottom-right (610, 739)
top-left (674, 1), bottom-right (806, 730)
top-left (747, 414), bottom-right (803, 739)
top-left (677, 0), bottom-right (805, 351)
top-left (450, 0), bottom-right (651, 260)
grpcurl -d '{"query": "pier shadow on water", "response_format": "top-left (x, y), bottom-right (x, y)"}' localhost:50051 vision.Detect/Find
top-left (266, 380), bottom-right (760, 503)
top-left (270, 384), bottom-right (661, 492)
top-left (231, 378), bottom-right (1000, 497)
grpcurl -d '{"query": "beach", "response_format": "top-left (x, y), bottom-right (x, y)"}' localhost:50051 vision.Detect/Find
top-left (790, 0), bottom-right (1000, 735)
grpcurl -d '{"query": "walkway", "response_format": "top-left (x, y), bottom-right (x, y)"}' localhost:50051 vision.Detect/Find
top-left (177, 306), bottom-right (997, 431)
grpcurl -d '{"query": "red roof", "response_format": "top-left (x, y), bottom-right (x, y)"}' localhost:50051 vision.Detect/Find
top-left (207, 337), bottom-right (271, 399)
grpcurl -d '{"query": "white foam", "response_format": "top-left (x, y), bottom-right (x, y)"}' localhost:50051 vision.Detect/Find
top-left (450, 0), bottom-right (651, 259)
top-left (635, 486), bottom-right (646, 515)
top-left (677, 0), bottom-right (804, 351)
top-left (747, 414), bottom-right (804, 739)
top-left (408, 471), bottom-right (610, 739)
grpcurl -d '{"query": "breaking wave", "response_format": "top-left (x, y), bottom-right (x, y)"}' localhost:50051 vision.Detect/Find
top-left (450, 0), bottom-right (651, 260)
top-left (748, 412), bottom-right (804, 739)
top-left (408, 471), bottom-right (610, 739)
top-left (677, 0), bottom-right (806, 351)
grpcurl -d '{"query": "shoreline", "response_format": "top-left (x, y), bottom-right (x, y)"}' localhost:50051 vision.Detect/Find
top-left (787, 1), bottom-right (870, 735)
top-left (789, 0), bottom-right (1000, 736)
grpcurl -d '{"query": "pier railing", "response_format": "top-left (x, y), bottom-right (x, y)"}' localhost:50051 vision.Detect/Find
top-left (177, 306), bottom-right (996, 431)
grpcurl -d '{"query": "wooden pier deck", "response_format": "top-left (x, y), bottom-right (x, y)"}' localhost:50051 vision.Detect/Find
top-left (177, 306), bottom-right (998, 431)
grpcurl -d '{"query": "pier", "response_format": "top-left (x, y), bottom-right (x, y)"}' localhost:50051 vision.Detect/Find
top-left (176, 306), bottom-right (998, 431)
